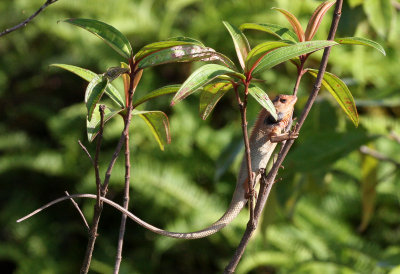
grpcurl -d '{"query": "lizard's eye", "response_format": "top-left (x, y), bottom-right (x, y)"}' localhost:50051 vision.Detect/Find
top-left (279, 98), bottom-right (287, 103)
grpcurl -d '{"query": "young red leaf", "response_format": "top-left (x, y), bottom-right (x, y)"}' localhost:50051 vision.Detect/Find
top-left (272, 7), bottom-right (305, 42)
top-left (305, 1), bottom-right (336, 41)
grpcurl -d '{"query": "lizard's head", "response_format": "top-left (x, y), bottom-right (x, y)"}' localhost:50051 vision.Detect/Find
top-left (272, 94), bottom-right (297, 109)
top-left (264, 94), bottom-right (297, 125)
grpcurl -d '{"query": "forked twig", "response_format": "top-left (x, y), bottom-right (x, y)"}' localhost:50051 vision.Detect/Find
top-left (0, 0), bottom-right (59, 38)
top-left (65, 191), bottom-right (89, 230)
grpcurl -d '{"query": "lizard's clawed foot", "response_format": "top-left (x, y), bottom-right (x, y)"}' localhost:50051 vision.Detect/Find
top-left (270, 131), bottom-right (299, 143)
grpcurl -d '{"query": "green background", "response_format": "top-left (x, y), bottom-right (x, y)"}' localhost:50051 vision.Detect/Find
top-left (1, 0), bottom-right (399, 273)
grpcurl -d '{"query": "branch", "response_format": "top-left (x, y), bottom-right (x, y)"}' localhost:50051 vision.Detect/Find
top-left (64, 191), bottom-right (89, 230)
top-left (114, 65), bottom-right (137, 274)
top-left (224, 1), bottom-right (343, 272)
top-left (80, 105), bottom-right (106, 274)
top-left (0, 0), bottom-right (59, 38)
top-left (78, 140), bottom-right (94, 165)
top-left (360, 145), bottom-right (400, 168)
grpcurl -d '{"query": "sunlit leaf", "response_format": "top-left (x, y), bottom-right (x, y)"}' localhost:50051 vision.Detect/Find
top-left (304, 1), bottom-right (335, 41)
top-left (85, 75), bottom-right (108, 121)
top-left (132, 85), bottom-right (180, 108)
top-left (223, 21), bottom-right (251, 70)
top-left (336, 37), bottom-right (386, 56)
top-left (307, 69), bottom-right (359, 126)
top-left (137, 45), bottom-right (219, 69)
top-left (247, 85), bottom-right (277, 120)
top-left (245, 41), bottom-right (290, 73)
top-left (64, 18), bottom-right (132, 59)
top-left (251, 40), bottom-right (337, 75)
top-left (171, 64), bottom-right (245, 105)
top-left (272, 7), bottom-right (305, 41)
top-left (199, 81), bottom-right (232, 120)
top-left (239, 23), bottom-right (298, 42)
top-left (51, 64), bottom-right (125, 108)
top-left (132, 110), bottom-right (171, 151)
top-left (167, 36), bottom-right (205, 46)
top-left (135, 40), bottom-right (201, 61)
top-left (121, 62), bottom-right (130, 105)
top-left (104, 66), bottom-right (129, 82)
top-left (86, 105), bottom-right (123, 142)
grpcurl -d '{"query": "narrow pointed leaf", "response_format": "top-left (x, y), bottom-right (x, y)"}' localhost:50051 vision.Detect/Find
top-left (85, 76), bottom-right (108, 121)
top-left (247, 85), bottom-right (277, 120)
top-left (135, 40), bottom-right (202, 61)
top-left (138, 45), bottom-right (219, 69)
top-left (132, 110), bottom-right (171, 151)
top-left (240, 23), bottom-right (298, 42)
top-left (64, 18), bottom-right (132, 59)
top-left (171, 64), bottom-right (245, 105)
top-left (245, 41), bottom-right (290, 73)
top-left (307, 69), bottom-right (359, 126)
top-left (251, 40), bottom-right (337, 75)
top-left (167, 36), bottom-right (205, 46)
top-left (199, 81), bottom-right (233, 120)
top-left (336, 37), bottom-right (386, 56)
top-left (87, 105), bottom-right (123, 142)
top-left (272, 7), bottom-right (305, 41)
top-left (51, 64), bottom-right (125, 108)
top-left (305, 1), bottom-right (335, 41)
top-left (104, 67), bottom-right (129, 82)
top-left (223, 21), bottom-right (251, 70)
top-left (132, 85), bottom-right (180, 108)
top-left (121, 62), bottom-right (130, 106)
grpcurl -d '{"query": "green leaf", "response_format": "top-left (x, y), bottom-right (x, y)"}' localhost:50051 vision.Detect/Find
top-left (132, 110), bottom-right (171, 151)
top-left (304, 1), bottom-right (335, 41)
top-left (171, 64), bottom-right (245, 105)
top-left (335, 37), bottom-right (386, 56)
top-left (51, 64), bottom-right (125, 108)
top-left (64, 18), bottom-right (132, 59)
top-left (245, 41), bottom-right (290, 73)
top-left (363, 0), bottom-right (394, 37)
top-left (239, 23), bottom-right (298, 42)
top-left (251, 40), bottom-right (337, 75)
top-left (167, 36), bottom-right (205, 46)
top-left (86, 105), bottom-right (123, 142)
top-left (132, 85), bottom-right (180, 108)
top-left (272, 7), bottom-right (305, 41)
top-left (247, 85), bottom-right (277, 120)
top-left (135, 40), bottom-right (201, 61)
top-left (85, 75), bottom-right (108, 121)
top-left (307, 69), bottom-right (359, 126)
top-left (199, 81), bottom-right (232, 120)
top-left (223, 21), bottom-right (251, 70)
top-left (104, 67), bottom-right (130, 82)
top-left (137, 45), bottom-right (218, 69)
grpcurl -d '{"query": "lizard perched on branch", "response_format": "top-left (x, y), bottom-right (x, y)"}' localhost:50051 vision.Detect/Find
top-left (18, 94), bottom-right (297, 239)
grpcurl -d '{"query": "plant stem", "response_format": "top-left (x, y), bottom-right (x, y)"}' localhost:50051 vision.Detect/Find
top-left (224, 1), bottom-right (343, 272)
top-left (80, 105), bottom-right (106, 274)
top-left (0, 0), bottom-right (59, 38)
top-left (235, 83), bottom-right (255, 224)
top-left (114, 65), bottom-right (137, 274)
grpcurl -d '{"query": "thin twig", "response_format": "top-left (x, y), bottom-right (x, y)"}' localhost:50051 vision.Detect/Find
top-left (65, 191), bottom-right (89, 230)
top-left (114, 64), bottom-right (137, 274)
top-left (224, 1), bottom-right (343, 272)
top-left (360, 145), bottom-right (400, 168)
top-left (80, 105), bottom-right (106, 274)
top-left (0, 0), bottom-right (59, 38)
top-left (78, 140), bottom-right (94, 165)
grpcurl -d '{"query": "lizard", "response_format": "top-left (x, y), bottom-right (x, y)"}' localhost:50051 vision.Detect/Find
top-left (107, 94), bottom-right (297, 239)
top-left (19, 94), bottom-right (298, 239)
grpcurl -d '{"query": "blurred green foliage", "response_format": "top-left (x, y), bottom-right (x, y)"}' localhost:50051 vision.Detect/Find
top-left (1, 0), bottom-right (400, 273)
